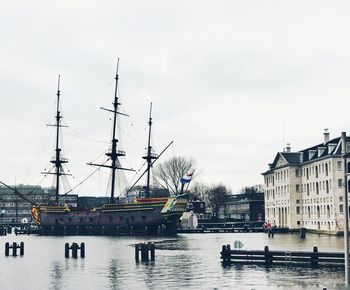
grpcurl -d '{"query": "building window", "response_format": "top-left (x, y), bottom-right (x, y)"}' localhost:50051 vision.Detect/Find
top-left (338, 179), bottom-right (343, 188)
top-left (340, 204), bottom-right (344, 214)
top-left (296, 185), bottom-right (300, 193)
top-left (338, 161), bottom-right (342, 170)
top-left (296, 206), bottom-right (300, 215)
top-left (325, 163), bottom-right (329, 176)
top-left (326, 180), bottom-right (329, 194)
top-left (327, 205), bottom-right (330, 218)
top-left (296, 169), bottom-right (300, 177)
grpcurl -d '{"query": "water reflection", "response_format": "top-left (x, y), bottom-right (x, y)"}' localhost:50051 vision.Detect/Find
top-left (108, 259), bottom-right (121, 290)
top-left (222, 263), bottom-right (344, 289)
top-left (0, 233), bottom-right (348, 289)
top-left (153, 237), bottom-right (189, 251)
top-left (49, 262), bottom-right (63, 290)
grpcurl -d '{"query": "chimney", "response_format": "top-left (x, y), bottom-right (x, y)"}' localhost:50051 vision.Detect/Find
top-left (286, 143), bottom-right (291, 153)
top-left (324, 128), bottom-right (330, 144)
top-left (341, 131), bottom-right (346, 155)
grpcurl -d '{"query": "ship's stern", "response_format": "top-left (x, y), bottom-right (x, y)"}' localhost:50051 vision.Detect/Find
top-left (161, 198), bottom-right (188, 234)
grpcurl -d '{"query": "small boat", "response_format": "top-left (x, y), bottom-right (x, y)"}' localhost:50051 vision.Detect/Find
top-left (30, 61), bottom-right (187, 235)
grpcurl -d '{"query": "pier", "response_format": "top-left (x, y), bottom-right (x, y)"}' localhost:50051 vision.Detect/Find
top-left (179, 221), bottom-right (265, 234)
top-left (221, 245), bottom-right (345, 267)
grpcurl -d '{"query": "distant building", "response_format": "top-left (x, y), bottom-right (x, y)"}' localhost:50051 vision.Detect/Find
top-left (0, 185), bottom-right (77, 224)
top-left (187, 201), bottom-right (206, 214)
top-left (262, 131), bottom-right (350, 233)
top-left (218, 192), bottom-right (264, 222)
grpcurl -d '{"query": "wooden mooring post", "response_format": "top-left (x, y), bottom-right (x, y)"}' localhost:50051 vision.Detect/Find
top-left (311, 246), bottom-right (319, 267)
top-left (0, 227), bottom-right (7, 236)
top-left (221, 244), bottom-right (232, 264)
top-left (135, 242), bottom-right (155, 262)
top-left (5, 242), bottom-right (24, 256)
top-left (267, 228), bottom-right (274, 238)
top-left (264, 246), bottom-right (272, 266)
top-left (65, 242), bottom-right (85, 258)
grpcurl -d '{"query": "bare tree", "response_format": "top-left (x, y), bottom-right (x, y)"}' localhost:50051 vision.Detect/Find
top-left (206, 184), bottom-right (230, 217)
top-left (153, 156), bottom-right (197, 195)
top-left (239, 184), bottom-right (264, 195)
top-left (188, 181), bottom-right (210, 201)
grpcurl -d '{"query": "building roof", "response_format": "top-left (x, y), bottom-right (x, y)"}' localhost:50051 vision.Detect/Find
top-left (262, 135), bottom-right (350, 175)
top-left (226, 192), bottom-right (264, 203)
top-left (280, 152), bottom-right (302, 164)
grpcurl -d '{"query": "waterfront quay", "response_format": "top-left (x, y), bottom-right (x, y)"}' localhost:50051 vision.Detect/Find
top-left (0, 232), bottom-right (347, 289)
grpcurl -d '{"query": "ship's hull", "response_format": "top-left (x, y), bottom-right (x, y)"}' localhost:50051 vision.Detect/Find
top-left (32, 198), bottom-right (187, 235)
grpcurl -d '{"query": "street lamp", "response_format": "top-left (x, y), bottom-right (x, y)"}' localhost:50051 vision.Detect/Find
top-left (341, 132), bottom-right (350, 286)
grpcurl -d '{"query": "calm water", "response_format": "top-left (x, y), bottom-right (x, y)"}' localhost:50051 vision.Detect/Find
top-left (0, 232), bottom-right (349, 289)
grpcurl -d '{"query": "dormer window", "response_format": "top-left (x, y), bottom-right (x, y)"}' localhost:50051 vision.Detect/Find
top-left (328, 143), bottom-right (337, 154)
top-left (317, 147), bottom-right (326, 157)
top-left (308, 150), bottom-right (316, 160)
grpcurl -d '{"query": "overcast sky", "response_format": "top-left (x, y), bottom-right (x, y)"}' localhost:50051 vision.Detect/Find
top-left (1, 1), bottom-right (350, 197)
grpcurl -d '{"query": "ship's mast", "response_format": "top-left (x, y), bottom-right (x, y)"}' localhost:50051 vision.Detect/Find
top-left (109, 60), bottom-right (122, 203)
top-left (142, 103), bottom-right (157, 198)
top-left (88, 60), bottom-right (134, 204)
top-left (43, 76), bottom-right (69, 205)
top-left (54, 76), bottom-right (62, 203)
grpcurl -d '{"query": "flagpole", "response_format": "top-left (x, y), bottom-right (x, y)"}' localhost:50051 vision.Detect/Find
top-left (342, 132), bottom-right (349, 286)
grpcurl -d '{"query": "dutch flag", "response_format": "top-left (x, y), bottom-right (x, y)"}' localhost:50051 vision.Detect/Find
top-left (180, 171), bottom-right (194, 184)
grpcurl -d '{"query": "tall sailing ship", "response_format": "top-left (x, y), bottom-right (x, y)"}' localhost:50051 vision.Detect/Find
top-left (29, 62), bottom-right (187, 235)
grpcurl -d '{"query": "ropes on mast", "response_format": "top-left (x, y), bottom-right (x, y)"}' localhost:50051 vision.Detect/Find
top-left (59, 158), bottom-right (110, 198)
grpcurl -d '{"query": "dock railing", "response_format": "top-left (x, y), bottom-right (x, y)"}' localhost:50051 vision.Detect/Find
top-left (221, 245), bottom-right (345, 267)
